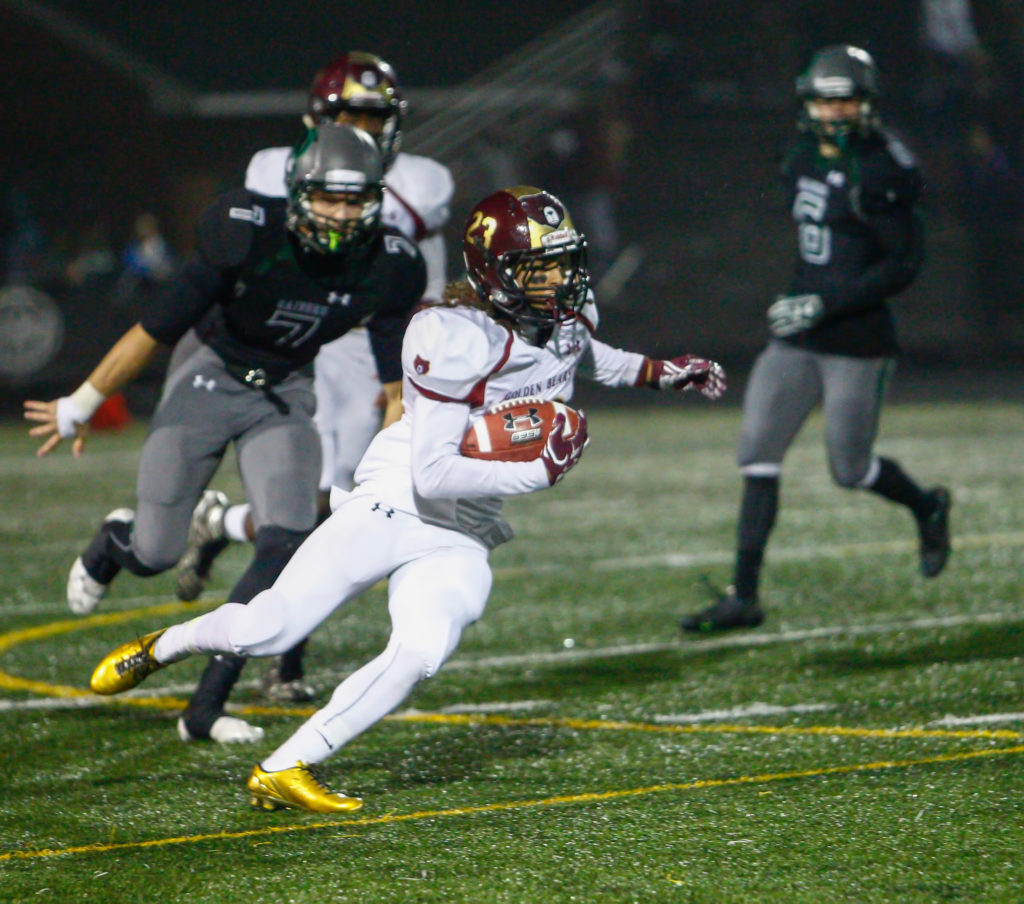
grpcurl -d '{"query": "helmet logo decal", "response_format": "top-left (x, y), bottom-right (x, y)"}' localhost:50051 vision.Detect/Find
top-left (413, 355), bottom-right (430, 375)
top-left (360, 70), bottom-right (379, 89)
top-left (542, 206), bottom-right (561, 226)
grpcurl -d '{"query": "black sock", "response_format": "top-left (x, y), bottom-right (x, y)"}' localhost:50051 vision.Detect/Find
top-left (82, 518), bottom-right (162, 583)
top-left (278, 638), bottom-right (308, 682)
top-left (866, 457), bottom-right (929, 518)
top-left (733, 476), bottom-right (779, 600)
top-left (181, 653), bottom-right (247, 736)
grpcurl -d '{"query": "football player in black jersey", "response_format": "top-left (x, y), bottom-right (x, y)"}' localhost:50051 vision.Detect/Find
top-left (25, 123), bottom-right (426, 740)
top-left (681, 45), bottom-right (952, 634)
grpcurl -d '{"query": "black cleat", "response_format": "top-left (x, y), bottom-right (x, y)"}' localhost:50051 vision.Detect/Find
top-left (681, 586), bottom-right (764, 634)
top-left (917, 487), bottom-right (952, 578)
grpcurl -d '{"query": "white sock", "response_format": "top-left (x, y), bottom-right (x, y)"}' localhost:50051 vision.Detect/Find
top-left (154, 603), bottom-right (248, 661)
top-left (261, 720), bottom-right (343, 771)
top-left (261, 640), bottom-right (424, 770)
top-left (223, 504), bottom-right (251, 542)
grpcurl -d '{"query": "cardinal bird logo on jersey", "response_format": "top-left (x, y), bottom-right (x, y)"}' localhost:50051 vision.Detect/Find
top-left (413, 355), bottom-right (430, 375)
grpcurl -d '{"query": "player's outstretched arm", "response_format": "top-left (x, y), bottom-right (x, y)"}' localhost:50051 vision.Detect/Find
top-left (24, 323), bottom-right (162, 458)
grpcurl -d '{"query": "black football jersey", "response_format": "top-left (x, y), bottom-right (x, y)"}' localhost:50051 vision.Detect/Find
top-left (141, 189), bottom-right (426, 382)
top-left (779, 128), bottom-right (924, 357)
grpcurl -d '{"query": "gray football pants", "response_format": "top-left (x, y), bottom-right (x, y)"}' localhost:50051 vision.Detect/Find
top-left (737, 340), bottom-right (894, 488)
top-left (130, 342), bottom-right (320, 571)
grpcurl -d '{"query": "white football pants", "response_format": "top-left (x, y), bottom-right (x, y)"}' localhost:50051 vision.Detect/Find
top-left (158, 491), bottom-right (492, 767)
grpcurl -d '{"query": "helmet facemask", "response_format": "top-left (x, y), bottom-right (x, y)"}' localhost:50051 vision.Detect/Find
top-left (287, 184), bottom-right (383, 257)
top-left (796, 45), bottom-right (880, 148)
top-left (472, 238), bottom-right (589, 347)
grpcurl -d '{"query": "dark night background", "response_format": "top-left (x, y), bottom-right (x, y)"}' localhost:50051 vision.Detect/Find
top-left (1, 0), bottom-right (1021, 415)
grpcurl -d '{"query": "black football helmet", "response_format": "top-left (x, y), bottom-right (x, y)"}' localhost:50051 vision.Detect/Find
top-left (796, 44), bottom-right (880, 142)
top-left (285, 123), bottom-right (385, 257)
top-left (463, 186), bottom-right (589, 347)
top-left (306, 52), bottom-right (407, 171)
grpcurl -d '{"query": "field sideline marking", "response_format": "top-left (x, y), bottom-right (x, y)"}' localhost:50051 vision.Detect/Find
top-left (3, 743), bottom-right (1023, 863)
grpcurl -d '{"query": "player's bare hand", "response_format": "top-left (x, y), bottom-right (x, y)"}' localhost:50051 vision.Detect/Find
top-left (24, 398), bottom-right (90, 458)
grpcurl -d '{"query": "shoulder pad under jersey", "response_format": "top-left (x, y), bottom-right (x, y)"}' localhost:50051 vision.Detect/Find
top-left (386, 153), bottom-right (455, 232)
top-left (195, 188), bottom-right (275, 269)
top-left (403, 306), bottom-right (508, 401)
top-left (860, 129), bottom-right (922, 210)
top-left (245, 146), bottom-right (290, 198)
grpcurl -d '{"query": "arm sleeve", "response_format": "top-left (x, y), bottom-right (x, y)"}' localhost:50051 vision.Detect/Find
top-left (821, 146), bottom-right (924, 318)
top-left (417, 231), bottom-right (448, 303)
top-left (821, 207), bottom-right (923, 319)
top-left (139, 253), bottom-right (225, 345)
top-left (367, 312), bottom-right (410, 384)
top-left (576, 336), bottom-right (647, 387)
top-left (410, 396), bottom-right (550, 499)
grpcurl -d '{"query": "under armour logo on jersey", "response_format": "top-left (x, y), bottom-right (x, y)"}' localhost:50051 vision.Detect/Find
top-left (371, 502), bottom-right (395, 518)
top-left (192, 374), bottom-right (216, 392)
top-left (384, 234), bottom-right (417, 257)
top-left (413, 355), bottom-right (430, 375)
top-left (228, 205), bottom-right (266, 225)
top-left (327, 291), bottom-right (352, 306)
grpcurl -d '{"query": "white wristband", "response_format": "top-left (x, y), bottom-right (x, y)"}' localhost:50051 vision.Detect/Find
top-left (56, 381), bottom-right (106, 438)
top-left (70, 381), bottom-right (106, 418)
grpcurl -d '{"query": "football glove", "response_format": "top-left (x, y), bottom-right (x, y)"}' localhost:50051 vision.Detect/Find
top-left (641, 356), bottom-right (727, 400)
top-left (767, 293), bottom-right (824, 337)
top-left (540, 411), bottom-right (589, 485)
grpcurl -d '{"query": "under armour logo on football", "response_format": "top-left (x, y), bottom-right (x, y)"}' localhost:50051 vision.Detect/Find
top-left (192, 375), bottom-right (216, 392)
top-left (371, 502), bottom-right (395, 518)
top-left (502, 408), bottom-right (542, 430)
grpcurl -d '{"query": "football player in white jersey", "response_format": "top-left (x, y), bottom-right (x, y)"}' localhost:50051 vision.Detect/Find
top-left (176, 52), bottom-right (455, 703)
top-left (90, 186), bottom-right (725, 813)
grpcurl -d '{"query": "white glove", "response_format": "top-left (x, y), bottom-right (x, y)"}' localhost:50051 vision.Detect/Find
top-left (55, 395), bottom-right (92, 439)
top-left (767, 293), bottom-right (824, 337)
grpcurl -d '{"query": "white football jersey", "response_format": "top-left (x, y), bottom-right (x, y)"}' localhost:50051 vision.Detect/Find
top-left (245, 147), bottom-right (453, 301)
top-left (352, 302), bottom-right (645, 547)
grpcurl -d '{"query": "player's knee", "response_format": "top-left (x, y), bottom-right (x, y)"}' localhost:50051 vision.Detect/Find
top-left (226, 588), bottom-right (290, 655)
top-left (830, 457), bottom-right (870, 489)
top-left (253, 525), bottom-right (309, 576)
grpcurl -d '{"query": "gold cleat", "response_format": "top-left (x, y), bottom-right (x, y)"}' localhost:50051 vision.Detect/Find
top-left (246, 763), bottom-right (363, 814)
top-left (90, 629), bottom-right (168, 695)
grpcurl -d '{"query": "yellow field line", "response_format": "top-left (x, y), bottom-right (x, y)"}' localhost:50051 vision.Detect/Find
top-left (2, 606), bottom-right (1022, 743)
top-left (4, 743), bottom-right (1023, 862)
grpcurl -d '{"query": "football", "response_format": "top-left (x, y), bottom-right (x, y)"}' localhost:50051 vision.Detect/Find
top-left (460, 397), bottom-right (581, 462)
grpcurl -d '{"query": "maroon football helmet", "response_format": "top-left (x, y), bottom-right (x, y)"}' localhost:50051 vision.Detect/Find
top-left (307, 52), bottom-right (407, 170)
top-left (463, 186), bottom-right (589, 346)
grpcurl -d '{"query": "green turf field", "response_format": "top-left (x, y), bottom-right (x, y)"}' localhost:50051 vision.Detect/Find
top-left (1, 400), bottom-right (1022, 903)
